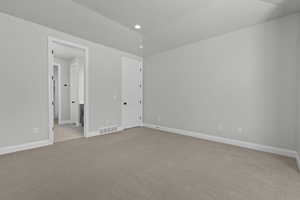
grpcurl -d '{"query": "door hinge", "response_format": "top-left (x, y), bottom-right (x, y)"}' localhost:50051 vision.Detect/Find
top-left (139, 100), bottom-right (142, 104)
top-left (140, 68), bottom-right (142, 72)
top-left (139, 84), bottom-right (142, 88)
top-left (52, 101), bottom-right (54, 106)
top-left (52, 50), bottom-right (54, 55)
top-left (51, 76), bottom-right (54, 80)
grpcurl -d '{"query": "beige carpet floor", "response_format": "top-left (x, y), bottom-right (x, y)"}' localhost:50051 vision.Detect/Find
top-left (54, 123), bottom-right (83, 143)
top-left (0, 128), bottom-right (299, 200)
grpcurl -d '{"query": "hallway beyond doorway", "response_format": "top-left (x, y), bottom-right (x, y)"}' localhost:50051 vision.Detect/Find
top-left (54, 121), bottom-right (83, 143)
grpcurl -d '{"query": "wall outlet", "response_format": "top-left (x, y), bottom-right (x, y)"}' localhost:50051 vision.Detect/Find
top-left (33, 128), bottom-right (39, 134)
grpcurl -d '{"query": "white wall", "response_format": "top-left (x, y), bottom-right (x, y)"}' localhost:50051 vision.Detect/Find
top-left (144, 14), bottom-right (300, 150)
top-left (0, 12), bottom-right (141, 148)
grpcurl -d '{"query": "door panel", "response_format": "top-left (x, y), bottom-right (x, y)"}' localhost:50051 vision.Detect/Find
top-left (122, 57), bottom-right (143, 129)
top-left (70, 66), bottom-right (80, 125)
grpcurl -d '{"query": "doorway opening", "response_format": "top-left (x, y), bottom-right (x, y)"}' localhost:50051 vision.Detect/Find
top-left (48, 37), bottom-right (89, 143)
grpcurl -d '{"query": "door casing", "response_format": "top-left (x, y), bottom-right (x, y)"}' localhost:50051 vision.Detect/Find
top-left (48, 37), bottom-right (89, 143)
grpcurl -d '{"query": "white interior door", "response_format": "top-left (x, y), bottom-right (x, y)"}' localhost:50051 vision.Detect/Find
top-left (70, 66), bottom-right (80, 125)
top-left (122, 57), bottom-right (143, 129)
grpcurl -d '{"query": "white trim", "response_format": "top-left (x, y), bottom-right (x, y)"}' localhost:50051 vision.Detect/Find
top-left (118, 126), bottom-right (125, 132)
top-left (120, 122), bottom-right (143, 131)
top-left (296, 153), bottom-right (300, 172)
top-left (140, 61), bottom-right (144, 123)
top-left (86, 126), bottom-right (124, 138)
top-left (48, 37), bottom-right (89, 140)
top-left (48, 38), bottom-right (54, 144)
top-left (85, 131), bottom-right (99, 138)
top-left (0, 140), bottom-right (52, 156)
top-left (53, 63), bottom-right (62, 124)
top-left (143, 123), bottom-right (298, 158)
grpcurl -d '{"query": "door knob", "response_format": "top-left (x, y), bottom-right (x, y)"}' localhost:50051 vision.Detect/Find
top-left (123, 102), bottom-right (127, 105)
top-left (72, 101), bottom-right (75, 104)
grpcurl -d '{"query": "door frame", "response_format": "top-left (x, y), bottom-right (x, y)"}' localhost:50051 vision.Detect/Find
top-left (48, 37), bottom-right (89, 143)
top-left (53, 63), bottom-right (62, 124)
top-left (121, 56), bottom-right (143, 129)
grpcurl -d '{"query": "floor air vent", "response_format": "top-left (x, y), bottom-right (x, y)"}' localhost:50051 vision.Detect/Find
top-left (98, 126), bottom-right (118, 135)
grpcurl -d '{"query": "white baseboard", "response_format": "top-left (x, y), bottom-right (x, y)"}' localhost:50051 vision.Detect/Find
top-left (85, 131), bottom-right (99, 138)
top-left (86, 123), bottom-right (143, 138)
top-left (143, 123), bottom-right (297, 158)
top-left (121, 122), bottom-right (144, 130)
top-left (86, 131), bottom-right (111, 138)
top-left (118, 126), bottom-right (125, 132)
top-left (0, 139), bottom-right (52, 156)
top-left (86, 126), bottom-right (124, 138)
top-left (86, 123), bottom-right (144, 138)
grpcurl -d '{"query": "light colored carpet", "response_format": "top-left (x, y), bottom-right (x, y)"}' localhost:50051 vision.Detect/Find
top-left (0, 128), bottom-right (299, 200)
top-left (54, 124), bottom-right (83, 143)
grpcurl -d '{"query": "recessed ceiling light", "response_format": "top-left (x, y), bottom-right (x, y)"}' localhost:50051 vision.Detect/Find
top-left (134, 24), bottom-right (141, 30)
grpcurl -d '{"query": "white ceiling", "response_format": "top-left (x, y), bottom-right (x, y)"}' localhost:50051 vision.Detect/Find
top-left (0, 0), bottom-right (300, 57)
top-left (73, 0), bottom-right (300, 56)
top-left (0, 0), bottom-right (142, 56)
top-left (53, 42), bottom-right (84, 60)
